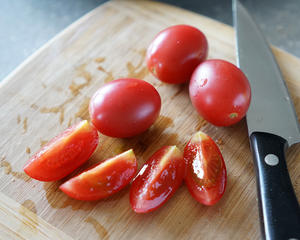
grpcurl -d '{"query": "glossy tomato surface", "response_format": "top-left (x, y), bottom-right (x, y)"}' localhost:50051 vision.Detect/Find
top-left (189, 59), bottom-right (251, 126)
top-left (184, 131), bottom-right (226, 206)
top-left (24, 120), bottom-right (99, 181)
top-left (60, 149), bottom-right (137, 201)
top-left (89, 78), bottom-right (161, 138)
top-left (130, 146), bottom-right (184, 213)
top-left (147, 25), bottom-right (208, 84)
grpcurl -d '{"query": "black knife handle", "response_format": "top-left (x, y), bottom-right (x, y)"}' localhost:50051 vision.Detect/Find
top-left (250, 132), bottom-right (300, 240)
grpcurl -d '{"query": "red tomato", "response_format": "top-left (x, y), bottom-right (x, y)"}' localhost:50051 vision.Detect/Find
top-left (60, 149), bottom-right (137, 201)
top-left (184, 131), bottom-right (226, 206)
top-left (130, 146), bottom-right (184, 213)
top-left (147, 24), bottom-right (208, 84)
top-left (189, 59), bottom-right (251, 126)
top-left (89, 78), bottom-right (161, 138)
top-left (24, 120), bottom-right (99, 181)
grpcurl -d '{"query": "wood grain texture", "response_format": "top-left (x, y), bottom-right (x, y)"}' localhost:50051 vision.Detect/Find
top-left (0, 192), bottom-right (73, 240)
top-left (0, 0), bottom-right (299, 239)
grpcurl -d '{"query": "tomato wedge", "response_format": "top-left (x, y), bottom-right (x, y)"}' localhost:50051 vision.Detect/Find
top-left (24, 120), bottom-right (99, 181)
top-left (60, 149), bottom-right (137, 201)
top-left (184, 131), bottom-right (227, 206)
top-left (130, 146), bottom-right (184, 213)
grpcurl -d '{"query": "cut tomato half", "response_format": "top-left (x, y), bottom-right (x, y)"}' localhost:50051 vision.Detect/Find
top-left (60, 149), bottom-right (137, 201)
top-left (130, 146), bottom-right (184, 213)
top-left (184, 131), bottom-right (227, 206)
top-left (24, 120), bottom-right (99, 181)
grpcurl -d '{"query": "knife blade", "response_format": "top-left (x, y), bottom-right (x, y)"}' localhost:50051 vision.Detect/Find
top-left (233, 0), bottom-right (300, 239)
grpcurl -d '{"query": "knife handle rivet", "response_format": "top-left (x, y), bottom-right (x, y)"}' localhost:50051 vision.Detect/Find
top-left (264, 154), bottom-right (279, 166)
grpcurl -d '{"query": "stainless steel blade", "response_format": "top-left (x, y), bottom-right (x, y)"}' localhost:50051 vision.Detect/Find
top-left (233, 0), bottom-right (300, 147)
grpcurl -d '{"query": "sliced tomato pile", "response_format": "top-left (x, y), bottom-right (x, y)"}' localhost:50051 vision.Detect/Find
top-left (60, 149), bottom-right (137, 201)
top-left (24, 120), bottom-right (99, 181)
top-left (184, 131), bottom-right (227, 205)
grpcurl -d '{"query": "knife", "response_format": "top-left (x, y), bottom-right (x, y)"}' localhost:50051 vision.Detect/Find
top-left (233, 0), bottom-right (300, 239)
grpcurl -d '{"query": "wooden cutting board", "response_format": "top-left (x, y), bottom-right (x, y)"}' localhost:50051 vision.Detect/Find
top-left (0, 1), bottom-right (299, 239)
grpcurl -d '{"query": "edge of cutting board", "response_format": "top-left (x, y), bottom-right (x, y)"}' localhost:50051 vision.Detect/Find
top-left (0, 0), bottom-right (300, 239)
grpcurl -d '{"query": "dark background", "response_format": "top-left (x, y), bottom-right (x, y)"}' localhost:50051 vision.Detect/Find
top-left (1, 0), bottom-right (299, 81)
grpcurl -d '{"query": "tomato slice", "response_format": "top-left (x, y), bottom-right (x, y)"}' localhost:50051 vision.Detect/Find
top-left (184, 131), bottom-right (227, 206)
top-left (130, 146), bottom-right (184, 213)
top-left (59, 149), bottom-right (137, 201)
top-left (24, 120), bottom-right (99, 181)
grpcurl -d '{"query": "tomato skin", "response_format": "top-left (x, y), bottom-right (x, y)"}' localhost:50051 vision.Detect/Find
top-left (24, 120), bottom-right (99, 182)
top-left (147, 25), bottom-right (208, 84)
top-left (189, 59), bottom-right (251, 126)
top-left (60, 149), bottom-right (137, 201)
top-left (184, 131), bottom-right (226, 206)
top-left (130, 146), bottom-right (184, 213)
top-left (89, 78), bottom-right (161, 138)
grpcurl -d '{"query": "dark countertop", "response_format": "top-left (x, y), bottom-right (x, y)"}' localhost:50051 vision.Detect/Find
top-left (1, 0), bottom-right (300, 81)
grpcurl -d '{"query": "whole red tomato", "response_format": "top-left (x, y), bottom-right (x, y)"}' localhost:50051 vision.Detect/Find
top-left (130, 146), bottom-right (184, 213)
top-left (189, 59), bottom-right (251, 126)
top-left (147, 25), bottom-right (208, 84)
top-left (184, 131), bottom-right (227, 205)
top-left (89, 78), bottom-right (161, 138)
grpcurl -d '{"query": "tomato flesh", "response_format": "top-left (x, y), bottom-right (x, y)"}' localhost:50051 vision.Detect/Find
top-left (130, 146), bottom-right (184, 213)
top-left (89, 78), bottom-right (161, 138)
top-left (24, 120), bottom-right (99, 181)
top-left (184, 131), bottom-right (227, 206)
top-left (189, 59), bottom-right (251, 126)
top-left (147, 24), bottom-right (208, 84)
top-left (60, 149), bottom-right (137, 201)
